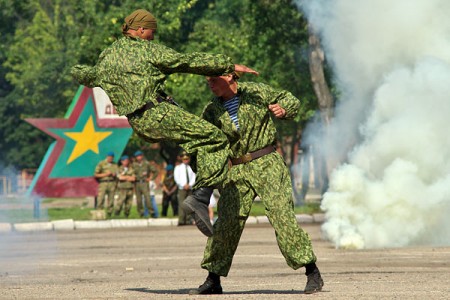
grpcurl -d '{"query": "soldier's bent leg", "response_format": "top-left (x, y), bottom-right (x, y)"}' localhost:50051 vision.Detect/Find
top-left (128, 102), bottom-right (230, 189)
top-left (128, 103), bottom-right (231, 236)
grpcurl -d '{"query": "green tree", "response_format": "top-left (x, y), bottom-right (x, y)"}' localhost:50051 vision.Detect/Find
top-left (0, 0), bottom-right (205, 169)
top-left (168, 0), bottom-right (316, 135)
top-left (164, 0), bottom-right (317, 202)
top-left (1, 0), bottom-right (322, 203)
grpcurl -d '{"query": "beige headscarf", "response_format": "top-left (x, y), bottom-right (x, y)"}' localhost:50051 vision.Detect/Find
top-left (122, 9), bottom-right (157, 33)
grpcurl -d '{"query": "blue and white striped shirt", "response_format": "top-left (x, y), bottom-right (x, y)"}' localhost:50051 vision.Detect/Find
top-left (222, 95), bottom-right (240, 130)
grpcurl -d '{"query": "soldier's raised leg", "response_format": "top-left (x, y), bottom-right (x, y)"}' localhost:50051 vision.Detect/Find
top-left (128, 102), bottom-right (230, 236)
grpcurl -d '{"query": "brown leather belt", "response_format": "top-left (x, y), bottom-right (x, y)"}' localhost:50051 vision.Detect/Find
top-left (126, 101), bottom-right (155, 118)
top-left (126, 93), bottom-right (174, 118)
top-left (230, 145), bottom-right (275, 165)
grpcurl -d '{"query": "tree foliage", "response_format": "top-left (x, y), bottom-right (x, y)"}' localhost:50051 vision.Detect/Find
top-left (0, 0), bottom-right (318, 173)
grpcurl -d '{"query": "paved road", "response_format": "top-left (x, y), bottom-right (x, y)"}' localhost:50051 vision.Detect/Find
top-left (1, 223), bottom-right (449, 299)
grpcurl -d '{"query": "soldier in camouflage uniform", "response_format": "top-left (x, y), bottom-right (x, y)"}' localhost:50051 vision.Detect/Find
top-left (189, 74), bottom-right (324, 295)
top-left (161, 164), bottom-right (178, 217)
top-left (94, 151), bottom-right (118, 218)
top-left (71, 9), bottom-right (258, 237)
top-left (132, 150), bottom-right (157, 217)
top-left (114, 155), bottom-right (136, 218)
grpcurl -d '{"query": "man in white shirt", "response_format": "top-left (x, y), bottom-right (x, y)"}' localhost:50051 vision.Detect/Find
top-left (174, 151), bottom-right (196, 225)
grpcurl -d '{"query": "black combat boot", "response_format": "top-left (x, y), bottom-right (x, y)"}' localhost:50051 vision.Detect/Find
top-left (304, 263), bottom-right (324, 294)
top-left (181, 187), bottom-right (214, 237)
top-left (189, 272), bottom-right (223, 295)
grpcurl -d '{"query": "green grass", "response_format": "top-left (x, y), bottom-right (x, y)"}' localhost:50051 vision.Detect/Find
top-left (1, 198), bottom-right (322, 223)
top-left (47, 207), bottom-right (92, 221)
top-left (47, 207), bottom-right (152, 220)
top-left (47, 202), bottom-right (322, 221)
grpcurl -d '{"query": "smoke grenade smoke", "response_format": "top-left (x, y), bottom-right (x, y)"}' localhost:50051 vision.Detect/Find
top-left (0, 164), bottom-right (56, 275)
top-left (298, 0), bottom-right (450, 248)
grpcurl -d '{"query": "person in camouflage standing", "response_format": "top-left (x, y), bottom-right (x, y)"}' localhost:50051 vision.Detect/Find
top-left (71, 8), bottom-right (258, 237)
top-left (132, 150), bottom-right (157, 218)
top-left (189, 74), bottom-right (324, 295)
top-left (94, 151), bottom-right (118, 218)
top-left (161, 164), bottom-right (178, 217)
top-left (114, 155), bottom-right (136, 218)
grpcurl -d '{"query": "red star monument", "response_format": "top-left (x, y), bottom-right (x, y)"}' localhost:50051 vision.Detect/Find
top-left (25, 86), bottom-right (133, 198)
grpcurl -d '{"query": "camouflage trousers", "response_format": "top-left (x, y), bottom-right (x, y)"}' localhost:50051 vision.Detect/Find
top-left (128, 102), bottom-right (229, 189)
top-left (135, 182), bottom-right (153, 217)
top-left (97, 182), bottom-right (116, 215)
top-left (115, 188), bottom-right (134, 217)
top-left (201, 151), bottom-right (317, 276)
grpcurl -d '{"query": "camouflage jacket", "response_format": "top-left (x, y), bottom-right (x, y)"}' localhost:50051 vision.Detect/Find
top-left (202, 82), bottom-right (301, 158)
top-left (117, 166), bottom-right (135, 189)
top-left (94, 160), bottom-right (118, 182)
top-left (132, 160), bottom-right (157, 182)
top-left (71, 36), bottom-right (235, 116)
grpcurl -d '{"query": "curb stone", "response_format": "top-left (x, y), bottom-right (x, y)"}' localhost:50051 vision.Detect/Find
top-left (313, 213), bottom-right (326, 223)
top-left (246, 216), bottom-right (258, 224)
top-left (0, 213), bottom-right (325, 233)
top-left (74, 220), bottom-right (112, 229)
top-left (52, 219), bottom-right (75, 230)
top-left (296, 214), bottom-right (313, 223)
top-left (255, 216), bottom-right (270, 224)
top-left (0, 222), bottom-right (13, 232)
top-left (111, 219), bottom-right (148, 228)
top-left (148, 218), bottom-right (173, 226)
top-left (14, 222), bottom-right (53, 232)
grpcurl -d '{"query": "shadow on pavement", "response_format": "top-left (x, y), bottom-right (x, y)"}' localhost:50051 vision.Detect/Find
top-left (125, 287), bottom-right (309, 295)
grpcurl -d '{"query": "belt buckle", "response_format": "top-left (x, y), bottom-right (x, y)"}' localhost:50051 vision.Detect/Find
top-left (241, 153), bottom-right (252, 163)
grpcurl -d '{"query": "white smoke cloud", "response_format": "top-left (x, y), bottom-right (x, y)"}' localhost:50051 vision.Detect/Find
top-left (0, 164), bottom-right (55, 274)
top-left (0, 195), bottom-right (56, 276)
top-left (298, 0), bottom-right (450, 248)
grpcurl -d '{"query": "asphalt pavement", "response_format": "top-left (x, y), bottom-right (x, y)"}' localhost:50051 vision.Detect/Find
top-left (1, 223), bottom-right (449, 299)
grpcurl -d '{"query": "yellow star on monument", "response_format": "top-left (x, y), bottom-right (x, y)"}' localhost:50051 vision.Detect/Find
top-left (64, 116), bottom-right (112, 164)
